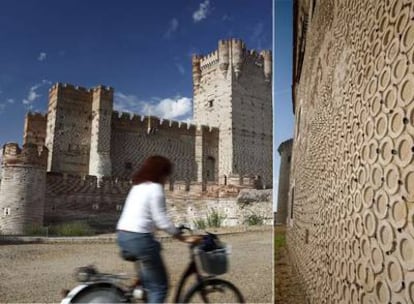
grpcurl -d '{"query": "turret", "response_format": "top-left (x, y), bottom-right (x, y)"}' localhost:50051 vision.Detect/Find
top-left (262, 50), bottom-right (272, 82)
top-left (231, 39), bottom-right (245, 79)
top-left (192, 55), bottom-right (202, 92)
top-left (89, 85), bottom-right (113, 178)
top-left (218, 40), bottom-right (230, 76)
top-left (0, 143), bottom-right (48, 234)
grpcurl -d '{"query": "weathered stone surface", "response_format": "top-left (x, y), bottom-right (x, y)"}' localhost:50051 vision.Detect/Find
top-left (289, 1), bottom-right (414, 303)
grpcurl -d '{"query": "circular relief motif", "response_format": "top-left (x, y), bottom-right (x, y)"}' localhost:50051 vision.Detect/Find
top-left (389, 107), bottom-right (406, 138)
top-left (377, 220), bottom-right (395, 252)
top-left (374, 189), bottom-right (389, 219)
top-left (397, 233), bottom-right (414, 271)
top-left (370, 238), bottom-right (384, 274)
top-left (352, 237), bottom-right (361, 260)
top-left (364, 117), bottom-right (375, 141)
top-left (391, 55), bottom-right (409, 85)
top-left (395, 133), bottom-right (414, 168)
top-left (390, 198), bottom-right (408, 229)
top-left (385, 255), bottom-right (404, 292)
top-left (407, 206), bottom-right (414, 238)
top-left (383, 84), bottom-right (398, 109)
top-left (371, 163), bottom-right (384, 190)
top-left (360, 234), bottom-right (372, 258)
top-left (384, 163), bottom-right (401, 195)
top-left (374, 279), bottom-right (391, 304)
top-left (398, 73), bottom-right (414, 107)
top-left (375, 51), bottom-right (386, 75)
top-left (378, 136), bottom-right (394, 166)
top-left (401, 22), bottom-right (414, 52)
top-left (402, 167), bottom-right (414, 202)
top-left (405, 271), bottom-right (414, 303)
top-left (362, 185), bottom-right (375, 209)
top-left (396, 5), bottom-right (410, 35)
top-left (386, 37), bottom-right (400, 65)
top-left (374, 112), bottom-right (388, 139)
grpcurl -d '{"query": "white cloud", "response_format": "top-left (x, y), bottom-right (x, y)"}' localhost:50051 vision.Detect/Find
top-left (164, 18), bottom-right (179, 39)
top-left (37, 52), bottom-right (47, 61)
top-left (175, 63), bottom-right (185, 75)
top-left (114, 92), bottom-right (192, 121)
top-left (193, 0), bottom-right (210, 23)
top-left (7, 98), bottom-right (14, 104)
top-left (22, 79), bottom-right (51, 106)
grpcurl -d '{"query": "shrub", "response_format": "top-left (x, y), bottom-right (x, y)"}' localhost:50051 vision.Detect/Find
top-left (193, 218), bottom-right (207, 230)
top-left (244, 214), bottom-right (264, 226)
top-left (49, 221), bottom-right (95, 237)
top-left (25, 224), bottom-right (49, 236)
top-left (206, 208), bottom-right (225, 228)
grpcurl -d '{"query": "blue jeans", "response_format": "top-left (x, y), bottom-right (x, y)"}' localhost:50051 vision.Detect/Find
top-left (117, 231), bottom-right (168, 303)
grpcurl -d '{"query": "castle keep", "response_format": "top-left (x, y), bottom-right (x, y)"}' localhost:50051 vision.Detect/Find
top-left (288, 0), bottom-right (414, 303)
top-left (0, 39), bottom-right (273, 234)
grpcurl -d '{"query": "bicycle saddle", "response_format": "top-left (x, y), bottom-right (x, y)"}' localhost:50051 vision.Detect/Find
top-left (120, 250), bottom-right (138, 262)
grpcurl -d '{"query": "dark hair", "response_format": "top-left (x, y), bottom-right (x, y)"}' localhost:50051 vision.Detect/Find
top-left (132, 155), bottom-right (173, 185)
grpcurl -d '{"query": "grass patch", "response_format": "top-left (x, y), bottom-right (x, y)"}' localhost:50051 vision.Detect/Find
top-left (274, 233), bottom-right (286, 259)
top-left (49, 221), bottom-right (95, 237)
top-left (193, 218), bottom-right (207, 230)
top-left (206, 208), bottom-right (225, 228)
top-left (244, 214), bottom-right (264, 226)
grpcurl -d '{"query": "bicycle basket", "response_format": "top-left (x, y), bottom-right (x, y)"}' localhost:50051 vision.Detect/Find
top-left (195, 246), bottom-right (229, 276)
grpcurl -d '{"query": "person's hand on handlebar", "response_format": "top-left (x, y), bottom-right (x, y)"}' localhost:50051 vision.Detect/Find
top-left (174, 234), bottom-right (203, 244)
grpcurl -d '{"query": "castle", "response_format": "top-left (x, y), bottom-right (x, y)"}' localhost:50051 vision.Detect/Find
top-left (0, 39), bottom-right (273, 234)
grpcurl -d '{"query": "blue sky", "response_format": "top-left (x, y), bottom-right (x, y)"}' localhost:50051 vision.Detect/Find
top-left (273, 0), bottom-right (294, 210)
top-left (0, 0), bottom-right (272, 146)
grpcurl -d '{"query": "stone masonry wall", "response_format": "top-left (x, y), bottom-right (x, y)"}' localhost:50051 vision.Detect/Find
top-left (23, 112), bottom-right (47, 147)
top-left (0, 143), bottom-right (47, 235)
top-left (43, 172), bottom-right (272, 231)
top-left (110, 112), bottom-right (219, 181)
top-left (45, 83), bottom-right (93, 175)
top-left (232, 51), bottom-right (273, 186)
top-left (289, 1), bottom-right (414, 303)
top-left (192, 39), bottom-right (272, 185)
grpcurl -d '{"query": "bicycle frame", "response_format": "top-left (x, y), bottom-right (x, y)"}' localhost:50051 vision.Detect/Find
top-left (173, 245), bottom-right (210, 303)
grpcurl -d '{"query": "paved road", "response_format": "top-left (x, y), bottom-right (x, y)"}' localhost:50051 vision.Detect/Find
top-left (0, 230), bottom-right (272, 303)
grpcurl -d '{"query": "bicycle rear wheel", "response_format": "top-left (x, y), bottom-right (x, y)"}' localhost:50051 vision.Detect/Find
top-left (71, 285), bottom-right (128, 303)
top-left (182, 278), bottom-right (245, 303)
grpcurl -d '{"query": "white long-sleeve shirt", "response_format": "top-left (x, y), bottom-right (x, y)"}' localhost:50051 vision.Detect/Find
top-left (116, 182), bottom-right (179, 236)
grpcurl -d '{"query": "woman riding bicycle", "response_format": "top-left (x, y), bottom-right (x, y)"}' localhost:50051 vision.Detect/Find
top-left (116, 155), bottom-right (201, 303)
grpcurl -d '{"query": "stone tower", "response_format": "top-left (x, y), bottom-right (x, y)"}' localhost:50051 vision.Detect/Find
top-left (193, 39), bottom-right (272, 186)
top-left (89, 85), bottom-right (113, 178)
top-left (276, 138), bottom-right (293, 224)
top-left (0, 143), bottom-right (48, 234)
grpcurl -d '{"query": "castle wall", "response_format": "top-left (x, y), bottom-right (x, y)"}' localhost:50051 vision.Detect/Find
top-left (23, 113), bottom-right (47, 147)
top-left (276, 139), bottom-right (292, 224)
top-left (0, 143), bottom-right (47, 234)
top-left (43, 172), bottom-right (272, 231)
top-left (289, 0), bottom-right (414, 303)
top-left (232, 51), bottom-right (273, 186)
top-left (110, 113), bottom-right (219, 181)
top-left (45, 83), bottom-right (93, 175)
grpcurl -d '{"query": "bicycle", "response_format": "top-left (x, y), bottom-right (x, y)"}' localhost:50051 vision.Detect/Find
top-left (60, 225), bottom-right (245, 303)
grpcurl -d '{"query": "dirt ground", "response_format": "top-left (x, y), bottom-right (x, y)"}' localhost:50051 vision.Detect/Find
top-left (274, 226), bottom-right (307, 304)
top-left (0, 229), bottom-right (272, 303)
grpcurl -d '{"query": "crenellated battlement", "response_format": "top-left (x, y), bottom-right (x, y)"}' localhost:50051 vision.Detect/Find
top-left (111, 111), bottom-right (218, 133)
top-left (26, 111), bottom-right (47, 120)
top-left (199, 50), bottom-right (219, 70)
top-left (2, 143), bottom-right (48, 167)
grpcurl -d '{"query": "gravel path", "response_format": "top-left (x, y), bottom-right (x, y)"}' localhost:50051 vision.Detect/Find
top-left (0, 230), bottom-right (272, 303)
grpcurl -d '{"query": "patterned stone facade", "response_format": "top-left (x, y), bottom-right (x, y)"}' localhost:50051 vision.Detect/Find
top-left (289, 0), bottom-right (414, 303)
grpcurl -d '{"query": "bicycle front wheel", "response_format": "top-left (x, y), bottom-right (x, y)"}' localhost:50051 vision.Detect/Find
top-left (182, 278), bottom-right (245, 303)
